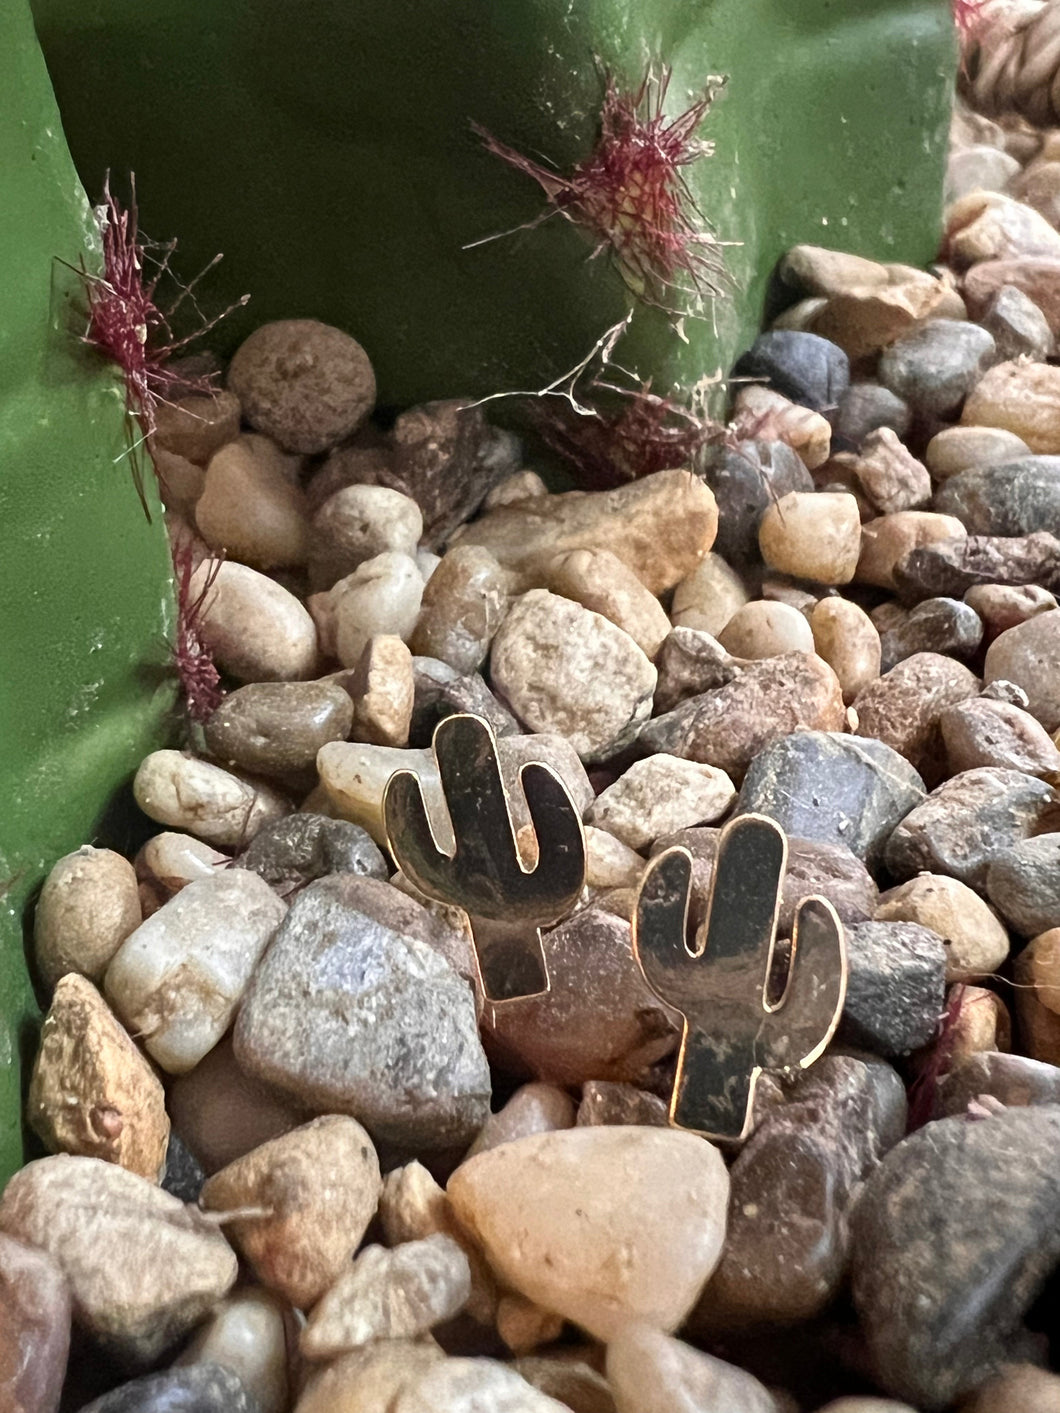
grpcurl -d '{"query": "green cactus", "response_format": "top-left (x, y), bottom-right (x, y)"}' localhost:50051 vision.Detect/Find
top-left (384, 713), bottom-right (586, 1002)
top-left (633, 813), bottom-right (847, 1141)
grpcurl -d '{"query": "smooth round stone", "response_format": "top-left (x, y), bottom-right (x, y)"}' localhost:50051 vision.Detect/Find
top-left (200, 1115), bottom-right (382, 1309)
top-left (410, 544), bottom-right (511, 673)
top-left (853, 653), bottom-right (980, 786)
top-left (718, 600), bottom-right (814, 659)
top-left (448, 1127), bottom-right (729, 1340)
top-left (104, 871), bottom-right (286, 1074)
top-left (589, 755), bottom-right (735, 853)
top-left (779, 243), bottom-right (890, 296)
top-left (834, 382), bottom-right (912, 448)
top-left (1015, 930), bottom-right (1060, 1061)
top-left (808, 278), bottom-right (948, 363)
top-left (875, 873), bottom-right (1008, 982)
top-left (879, 598), bottom-right (983, 672)
top-left (986, 834), bottom-right (1060, 937)
top-left (154, 390), bottom-right (241, 464)
top-left (496, 1294), bottom-right (564, 1354)
top-left (701, 440), bottom-right (813, 564)
top-left (227, 319), bottom-right (375, 454)
top-left (193, 559), bottom-right (319, 681)
top-left (0, 1156), bottom-right (237, 1363)
top-left (982, 283), bottom-right (1055, 362)
top-left (331, 552), bottom-right (424, 668)
top-left (961, 359), bottom-right (1060, 454)
top-left (489, 590), bottom-right (657, 762)
top-left (544, 547), bottom-right (671, 659)
top-left (204, 680), bottom-right (353, 777)
top-left (935, 457), bottom-right (1060, 537)
top-left (467, 1084), bottom-right (577, 1159)
top-left (234, 812), bottom-right (387, 894)
top-left (732, 330), bottom-right (850, 411)
top-left (310, 483), bottom-right (424, 589)
top-left (759, 492), bottom-right (861, 585)
top-left (607, 1325), bottom-right (779, 1413)
top-left (33, 846), bottom-right (141, 989)
top-left (133, 750), bottom-right (290, 848)
top-left (985, 610), bottom-right (1060, 731)
top-left (810, 597), bottom-right (881, 704)
top-left (136, 833), bottom-right (228, 905)
top-left (671, 553), bottom-right (749, 637)
top-left (946, 143), bottom-right (1022, 202)
top-left (28, 973), bottom-right (170, 1179)
top-left (78, 1365), bottom-right (257, 1413)
top-left (0, 1232), bottom-right (70, 1413)
top-left (196, 437), bottom-right (310, 569)
top-left (877, 318), bottom-right (996, 417)
top-left (937, 1051), bottom-right (1060, 1118)
top-left (965, 583), bottom-right (1058, 640)
top-left (925, 424), bottom-right (1031, 479)
top-left (941, 696), bottom-right (1060, 777)
top-left (816, 1403), bottom-right (918, 1413)
top-left (177, 1288), bottom-right (289, 1413)
top-left (948, 986), bottom-right (1012, 1067)
top-left (856, 512), bottom-right (967, 590)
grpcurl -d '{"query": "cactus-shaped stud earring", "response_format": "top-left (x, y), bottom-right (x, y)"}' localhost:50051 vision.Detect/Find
top-left (632, 813), bottom-right (847, 1142)
top-left (384, 713), bottom-right (586, 1004)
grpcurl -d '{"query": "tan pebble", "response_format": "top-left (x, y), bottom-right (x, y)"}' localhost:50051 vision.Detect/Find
top-left (0, 1154), bottom-right (237, 1363)
top-left (964, 258), bottom-right (1060, 335)
top-left (875, 875), bottom-right (1009, 982)
top-left (671, 553), bottom-right (749, 637)
top-left (759, 492), bottom-right (862, 585)
top-left (513, 1357), bottom-right (617, 1413)
top-left (772, 296), bottom-right (830, 331)
top-left (962, 360), bottom-right (1060, 453)
top-left (1010, 158), bottom-right (1060, 227)
top-left (760, 579), bottom-right (820, 614)
top-left (809, 278), bottom-right (947, 360)
top-left (718, 600), bottom-right (815, 659)
top-left (28, 974), bottom-right (169, 1180)
top-left (134, 832), bottom-right (227, 901)
top-left (606, 1324), bottom-right (780, 1413)
top-left (0, 1231), bottom-right (71, 1413)
top-left (965, 584), bottom-right (1058, 640)
top-left (497, 1292), bottom-right (565, 1354)
top-left (176, 1287), bottom-right (289, 1413)
top-left (310, 484), bottom-right (423, 590)
top-left (484, 469), bottom-right (549, 509)
top-left (409, 544), bottom-right (511, 674)
top-left (948, 985), bottom-right (1011, 1067)
top-left (416, 547), bottom-right (441, 582)
top-left (167, 1036), bottom-right (309, 1174)
top-left (33, 846), bottom-right (141, 990)
top-left (1016, 928), bottom-right (1060, 1018)
top-left (329, 552), bottom-right (424, 668)
top-left (925, 425), bottom-right (1031, 479)
top-left (194, 559), bottom-right (319, 681)
top-left (731, 385), bottom-right (831, 469)
top-left (940, 696), bottom-right (1060, 777)
top-left (317, 742), bottom-right (441, 845)
top-left (467, 1083), bottom-right (576, 1159)
top-left (1014, 930), bottom-right (1060, 1063)
top-left (815, 1400), bottom-right (919, 1413)
top-left (984, 610), bottom-right (1060, 732)
top-left (153, 389), bottom-right (241, 464)
top-left (589, 756), bottom-right (735, 853)
top-left (293, 1339), bottom-right (445, 1413)
top-left (348, 635), bottom-right (414, 747)
top-left (227, 319), bottom-right (376, 454)
top-left (946, 190), bottom-right (1060, 266)
top-left (544, 548), bottom-right (671, 659)
top-left (154, 447), bottom-right (206, 511)
top-left (196, 438), bottom-right (310, 569)
top-left (301, 1235), bottom-right (470, 1360)
top-left (200, 1115), bottom-right (382, 1309)
top-left (779, 244), bottom-right (890, 296)
top-left (850, 428), bottom-right (931, 515)
top-left (584, 827), bottom-right (644, 890)
top-left (133, 749), bottom-right (290, 848)
top-left (810, 598), bottom-right (882, 704)
top-left (390, 1358), bottom-right (570, 1412)
top-left (960, 1362), bottom-right (1060, 1413)
top-left (855, 512), bottom-right (967, 591)
top-left (447, 1127), bottom-right (729, 1341)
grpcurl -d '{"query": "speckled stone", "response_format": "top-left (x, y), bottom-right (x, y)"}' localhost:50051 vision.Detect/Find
top-left (965, 583), bottom-right (1058, 641)
top-left (161, 1133), bottom-right (205, 1204)
top-left (78, 1364), bottom-right (258, 1413)
top-left (985, 610), bottom-right (1060, 732)
top-left (204, 680), bottom-right (353, 777)
top-left (850, 428), bottom-right (931, 516)
top-left (877, 319), bottom-right (996, 417)
top-left (875, 873), bottom-right (1009, 982)
top-left (590, 755), bottom-right (735, 852)
top-left (840, 921), bottom-right (947, 1058)
top-left (937, 1051), bottom-right (1060, 1117)
top-left (834, 382), bottom-right (912, 448)
top-left (653, 627), bottom-right (741, 715)
top-left (409, 657), bottom-right (521, 745)
top-left (879, 598), bottom-right (983, 672)
top-left (234, 811), bottom-right (387, 895)
top-left (409, 544), bottom-right (511, 674)
top-left (986, 834), bottom-right (1060, 937)
top-left (940, 696), bottom-right (1060, 778)
top-left (853, 653), bottom-right (980, 786)
top-left (935, 458), bottom-right (1060, 536)
top-left (577, 1081), bottom-right (669, 1128)
top-left (732, 331), bottom-right (850, 411)
top-left (981, 283), bottom-right (1055, 362)
top-left (893, 532), bottom-right (1060, 601)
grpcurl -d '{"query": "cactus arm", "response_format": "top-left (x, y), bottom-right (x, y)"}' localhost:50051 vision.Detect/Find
top-left (383, 767), bottom-right (457, 901)
top-left (429, 713), bottom-right (519, 905)
top-left (759, 894), bottom-right (848, 1073)
top-left (632, 846), bottom-right (698, 1003)
top-left (519, 761), bottom-right (587, 921)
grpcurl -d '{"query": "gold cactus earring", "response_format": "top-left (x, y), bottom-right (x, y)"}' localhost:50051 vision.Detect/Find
top-left (383, 713), bottom-right (587, 1004)
top-left (632, 813), bottom-right (848, 1142)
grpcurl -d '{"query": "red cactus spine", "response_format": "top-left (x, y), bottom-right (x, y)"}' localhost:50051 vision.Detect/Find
top-left (170, 537), bottom-right (223, 723)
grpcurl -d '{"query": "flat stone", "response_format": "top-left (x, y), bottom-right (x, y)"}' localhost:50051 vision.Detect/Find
top-left (391, 1358), bottom-right (570, 1413)
top-left (962, 360), bottom-right (1060, 454)
top-left (467, 1083), bottom-right (577, 1158)
top-left (0, 1232), bottom-right (70, 1413)
top-left (544, 547), bottom-right (671, 659)
top-left (590, 755), bottom-right (736, 853)
top-left (985, 610), bottom-right (1060, 731)
top-left (639, 652), bottom-right (845, 784)
top-left (489, 590), bottom-right (657, 761)
top-left (454, 469), bottom-right (718, 596)
top-left (133, 750), bottom-right (291, 848)
top-left (893, 532), bottom-right (1060, 600)
top-left (940, 696), bottom-right (1060, 777)
top-left (409, 657), bottom-right (520, 744)
top-left (879, 598), bottom-right (983, 672)
top-left (653, 627), bottom-right (741, 715)
top-left (484, 907), bottom-right (678, 1086)
top-left (28, 974), bottom-right (169, 1180)
top-left (718, 601), bottom-right (815, 659)
top-left (878, 319), bottom-right (996, 417)
top-left (778, 245), bottom-right (891, 297)
top-left (301, 1235), bottom-right (470, 1359)
top-left (853, 653), bottom-right (980, 786)
top-left (875, 874), bottom-right (1009, 982)
top-left (925, 425), bottom-right (1031, 479)
top-left (607, 1325), bottom-right (780, 1413)
top-left (33, 846), bottom-right (141, 990)
top-left (0, 1155), bottom-right (237, 1363)
top-left (809, 278), bottom-right (948, 361)
top-left (735, 730), bottom-right (924, 866)
top-left (309, 483), bottom-right (423, 590)
top-left (850, 428), bottom-right (931, 515)
top-left (834, 382), bottom-right (913, 449)
top-left (204, 680), bottom-right (353, 777)
top-left (884, 767), bottom-right (1058, 890)
top-left (693, 1055), bottom-right (906, 1329)
top-left (935, 457), bottom-right (1060, 537)
top-left (965, 583), bottom-right (1058, 640)
top-left (176, 1288), bottom-right (289, 1413)
top-left (104, 871), bottom-right (286, 1075)
top-left (577, 1080), bottom-right (669, 1128)
top-left (986, 834), bottom-right (1060, 936)
top-left (981, 284), bottom-right (1055, 362)
top-left (79, 1365), bottom-right (258, 1413)
top-left (759, 492), bottom-right (862, 585)
top-left (671, 553), bottom-right (749, 637)
top-left (937, 1051), bottom-right (1060, 1117)
top-left (701, 441), bottom-right (812, 564)
top-left (856, 512), bottom-right (967, 591)
top-left (448, 1126), bottom-right (729, 1341)
top-left (234, 875), bottom-right (490, 1150)
top-left (850, 1107), bottom-right (1060, 1409)
top-left (840, 921), bottom-right (947, 1057)
top-left (409, 545), bottom-right (510, 674)
top-left (193, 559), bottom-right (319, 681)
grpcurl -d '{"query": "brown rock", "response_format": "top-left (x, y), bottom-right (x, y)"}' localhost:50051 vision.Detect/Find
top-left (454, 469), bottom-right (718, 596)
top-left (810, 278), bottom-right (947, 359)
top-left (946, 191), bottom-right (1060, 266)
top-left (964, 258), bottom-right (1060, 335)
top-left (941, 696), bottom-right (1060, 778)
top-left (937, 1052), bottom-right (1060, 1118)
top-left (961, 360), bottom-right (1060, 454)
top-left (153, 390), bottom-right (241, 464)
top-left (653, 626), bottom-right (741, 715)
top-left (856, 512), bottom-right (967, 591)
top-left (467, 1083), bottom-right (576, 1159)
top-left (293, 1340), bottom-right (446, 1413)
top-left (730, 386), bottom-right (832, 469)
top-left (670, 553), bottom-right (749, 637)
top-left (960, 1363), bottom-right (1060, 1413)
top-left (779, 245), bottom-right (890, 296)
top-left (33, 846), bottom-right (141, 990)
top-left (175, 1287), bottom-right (289, 1413)
top-left (948, 986), bottom-right (1012, 1068)
top-left (985, 610), bottom-right (1060, 732)
top-left (409, 545), bottom-right (511, 674)
top-left (308, 483), bottom-right (423, 590)
top-left (758, 492), bottom-right (862, 584)
top-left (0, 1232), bottom-right (70, 1413)
top-left (329, 552), bottom-right (425, 669)
top-left (893, 532), bottom-right (1060, 601)
top-left (854, 653), bottom-right (981, 785)
top-left (545, 547), bottom-right (671, 659)
top-left (925, 425), bottom-right (1031, 480)
top-left (875, 874), bottom-right (1009, 982)
top-left (204, 680), bottom-right (354, 777)
top-left (495, 1292), bottom-right (565, 1355)
top-left (639, 652), bottom-right (845, 783)
top-left (810, 597), bottom-right (882, 704)
top-left (484, 469), bottom-right (549, 509)
top-left (200, 1115), bottom-right (381, 1309)
top-left (852, 428), bottom-right (932, 515)
top-left (607, 1325), bottom-right (781, 1413)
top-left (965, 583), bottom-right (1058, 640)
top-left (28, 975), bottom-right (169, 1180)
top-left (347, 635), bottom-right (414, 747)
top-left (1010, 158), bottom-right (1060, 226)
top-left (590, 755), bottom-right (735, 852)
top-left (196, 437), bottom-right (310, 569)
top-left (577, 1081), bottom-right (669, 1128)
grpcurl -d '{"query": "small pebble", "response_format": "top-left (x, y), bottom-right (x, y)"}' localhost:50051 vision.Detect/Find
top-left (925, 425), bottom-right (1031, 479)
top-left (204, 679), bottom-right (353, 777)
top-left (292, 1340), bottom-right (446, 1413)
top-left (589, 755), bottom-right (736, 853)
top-left (544, 547), bottom-right (671, 659)
top-left (390, 1358), bottom-right (570, 1413)
top-left (946, 190), bottom-right (1060, 265)
top-left (28, 974), bottom-right (169, 1179)
top-left (850, 428), bottom-right (931, 515)
top-left (513, 1358), bottom-right (616, 1413)
top-left (732, 330), bottom-right (850, 411)
top-left (778, 244), bottom-right (891, 296)
top-left (496, 1293), bottom-right (565, 1353)
top-left (963, 258), bottom-right (1060, 336)
top-left (894, 531), bottom-right (1060, 601)
top-left (467, 1083), bottom-right (577, 1158)
top-left (961, 1364), bottom-right (1060, 1413)
top-left (961, 360), bottom-right (1060, 454)
top-left (153, 388), bottom-right (240, 466)
top-left (196, 436), bottom-right (310, 569)
top-left (875, 874), bottom-right (1009, 981)
top-left (853, 652), bottom-right (980, 785)
top-left (1014, 929), bottom-right (1060, 1063)
top-left (347, 635), bottom-right (414, 747)
top-left (235, 810), bottom-right (387, 894)
top-left (879, 598), bottom-right (983, 672)
top-left (758, 491), bottom-right (862, 585)
top-left (670, 553), bottom-right (749, 637)
top-left (937, 1051), bottom-right (1060, 1118)
top-left (583, 826), bottom-right (645, 890)
top-left (134, 749), bottom-right (290, 848)
top-left (840, 921), bottom-right (947, 1058)
top-left (409, 656), bottom-right (521, 742)
top-left (193, 558), bottom-right (319, 681)
top-left (984, 609), bottom-right (1060, 731)
top-left (701, 440), bottom-right (812, 564)
top-left (718, 600), bottom-right (815, 659)
top-left (409, 544), bottom-right (511, 674)
top-left (856, 512), bottom-right (967, 591)
top-left (809, 597), bottom-right (882, 704)
top-left (309, 483), bottom-right (423, 590)
top-left (0, 1232), bottom-right (70, 1413)
top-left (834, 382), bottom-right (913, 447)
top-left (33, 846), bottom-right (141, 990)
top-left (940, 696), bottom-right (1060, 777)
top-left (135, 833), bottom-right (227, 907)
top-left (483, 469), bottom-right (549, 509)
top-left (104, 870), bottom-right (286, 1074)
top-left (577, 1080), bottom-right (669, 1128)
top-left (948, 985), bottom-right (1012, 1066)
top-left (809, 278), bottom-right (947, 361)
top-left (986, 834), bottom-right (1060, 937)
top-left (176, 1288), bottom-right (289, 1413)
top-left (653, 626), bottom-right (741, 715)
top-left (877, 318), bottom-right (996, 417)
top-left (730, 386), bottom-right (831, 468)
top-left (227, 318), bottom-right (375, 454)
top-left (329, 551), bottom-right (425, 668)
top-left (448, 1126), bottom-right (729, 1340)
top-left (935, 456), bottom-right (1060, 537)
top-left (607, 1324), bottom-right (781, 1413)
top-left (965, 582), bottom-right (1058, 640)
top-left (160, 1133), bottom-right (205, 1203)
top-left (980, 283), bottom-right (1055, 361)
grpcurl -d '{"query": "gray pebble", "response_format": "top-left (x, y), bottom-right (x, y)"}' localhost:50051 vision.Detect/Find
top-left (701, 440), bottom-right (812, 564)
top-left (839, 921), bottom-right (947, 1058)
top-left (879, 597), bottom-right (983, 672)
top-left (937, 1051), bottom-right (1060, 1117)
top-left (980, 284), bottom-right (1054, 362)
top-left (233, 812), bottom-right (387, 895)
top-left (986, 834), bottom-right (1060, 937)
top-left (653, 627), bottom-right (742, 715)
top-left (160, 1133), bottom-right (205, 1205)
top-left (933, 458), bottom-right (1060, 536)
top-left (980, 679), bottom-right (1031, 708)
top-left (732, 331), bottom-right (850, 412)
top-left (409, 656), bottom-right (520, 746)
top-left (203, 680), bottom-right (353, 778)
top-left (893, 532), bottom-right (1060, 601)
top-left (877, 319), bottom-right (996, 416)
top-left (77, 1364), bottom-right (259, 1413)
top-left (833, 382), bottom-right (912, 449)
